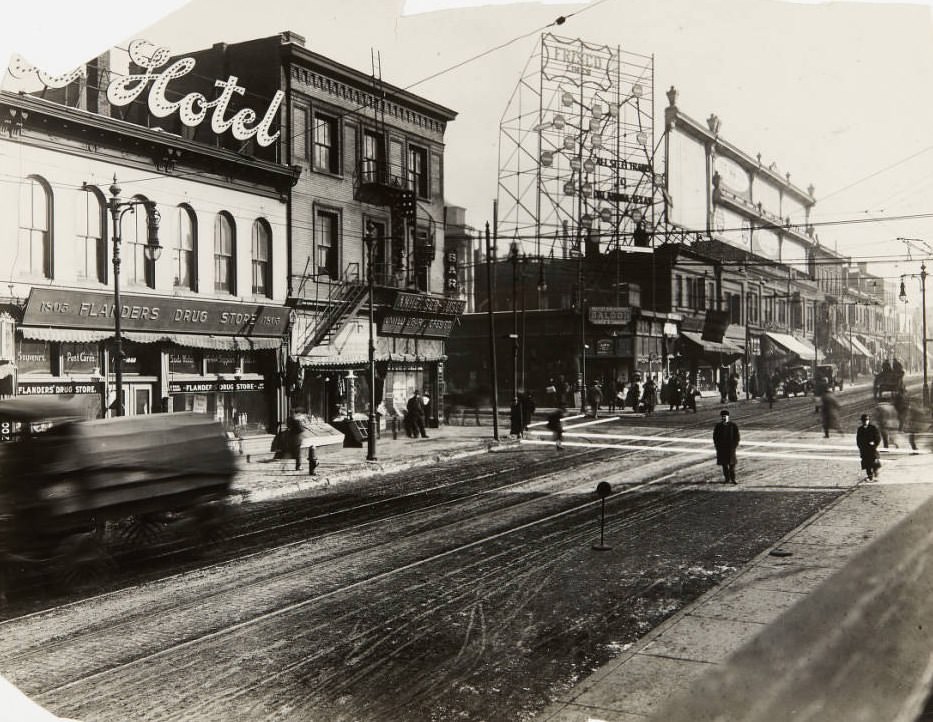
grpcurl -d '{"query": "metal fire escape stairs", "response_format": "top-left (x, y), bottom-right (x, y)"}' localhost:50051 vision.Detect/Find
top-left (294, 278), bottom-right (369, 356)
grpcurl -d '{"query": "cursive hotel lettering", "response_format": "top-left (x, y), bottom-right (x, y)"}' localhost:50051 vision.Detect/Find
top-left (105, 39), bottom-right (283, 147)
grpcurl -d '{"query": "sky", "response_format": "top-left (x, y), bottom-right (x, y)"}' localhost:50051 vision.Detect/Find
top-left (3, 0), bottom-right (933, 291)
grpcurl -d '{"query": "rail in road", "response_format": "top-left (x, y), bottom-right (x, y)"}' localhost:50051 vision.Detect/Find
top-left (1, 381), bottom-right (924, 721)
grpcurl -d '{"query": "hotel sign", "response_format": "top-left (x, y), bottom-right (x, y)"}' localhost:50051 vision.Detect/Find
top-left (379, 315), bottom-right (455, 338)
top-left (8, 39), bottom-right (283, 147)
top-left (589, 307), bottom-right (632, 325)
top-left (23, 289), bottom-right (289, 337)
top-left (392, 292), bottom-right (465, 316)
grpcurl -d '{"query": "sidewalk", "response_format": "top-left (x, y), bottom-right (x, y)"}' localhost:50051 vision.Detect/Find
top-left (534, 449), bottom-right (933, 722)
top-left (230, 420), bottom-right (503, 503)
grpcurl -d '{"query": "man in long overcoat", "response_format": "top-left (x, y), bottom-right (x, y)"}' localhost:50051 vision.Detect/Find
top-left (713, 408), bottom-right (740, 483)
top-left (856, 413), bottom-right (882, 480)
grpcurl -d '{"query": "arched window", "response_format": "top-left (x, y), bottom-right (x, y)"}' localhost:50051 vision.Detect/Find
top-left (175, 205), bottom-right (197, 291)
top-left (75, 186), bottom-right (107, 283)
top-left (214, 212), bottom-right (236, 294)
top-left (18, 176), bottom-right (52, 278)
top-left (126, 194), bottom-right (156, 288)
top-left (251, 219), bottom-right (272, 297)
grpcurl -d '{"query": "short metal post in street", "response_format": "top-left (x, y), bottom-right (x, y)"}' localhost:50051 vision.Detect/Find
top-left (364, 223), bottom-right (378, 461)
top-left (592, 481), bottom-right (613, 551)
top-left (101, 176), bottom-right (162, 417)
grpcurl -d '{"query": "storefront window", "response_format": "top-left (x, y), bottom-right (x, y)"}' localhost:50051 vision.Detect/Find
top-left (205, 350), bottom-right (237, 374)
top-left (169, 348), bottom-right (201, 374)
top-left (17, 339), bottom-right (52, 375)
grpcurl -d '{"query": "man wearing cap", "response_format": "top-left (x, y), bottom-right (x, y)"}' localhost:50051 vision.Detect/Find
top-left (713, 408), bottom-right (741, 483)
top-left (856, 413), bottom-right (882, 480)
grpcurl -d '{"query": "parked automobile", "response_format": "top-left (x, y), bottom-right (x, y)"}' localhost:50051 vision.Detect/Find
top-left (781, 366), bottom-right (812, 397)
top-left (814, 364), bottom-right (843, 393)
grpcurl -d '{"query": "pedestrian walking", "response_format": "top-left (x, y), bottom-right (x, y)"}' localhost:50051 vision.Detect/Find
top-left (819, 390), bottom-right (841, 438)
top-left (728, 372), bottom-right (739, 403)
top-left (718, 371), bottom-right (729, 404)
top-left (642, 377), bottom-right (658, 415)
top-left (509, 396), bottom-right (524, 438)
top-left (764, 372), bottom-right (777, 410)
top-left (546, 407), bottom-right (565, 450)
top-left (286, 407), bottom-right (318, 474)
top-left (667, 374), bottom-right (682, 411)
top-left (856, 413), bottom-right (882, 480)
top-left (625, 378), bottom-right (641, 411)
top-left (407, 389), bottom-right (428, 438)
top-left (901, 396), bottom-right (928, 452)
top-left (606, 378), bottom-right (618, 413)
top-left (682, 379), bottom-right (698, 413)
top-left (519, 391), bottom-right (536, 435)
top-left (713, 408), bottom-right (740, 483)
top-left (874, 401), bottom-right (899, 449)
top-left (586, 382), bottom-right (603, 418)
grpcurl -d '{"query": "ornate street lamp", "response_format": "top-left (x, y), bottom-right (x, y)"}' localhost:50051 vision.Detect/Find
top-left (105, 176), bottom-right (161, 416)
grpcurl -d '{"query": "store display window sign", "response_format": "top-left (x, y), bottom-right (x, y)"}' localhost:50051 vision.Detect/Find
top-left (62, 342), bottom-right (99, 375)
top-left (170, 349), bottom-right (201, 375)
top-left (205, 351), bottom-right (237, 374)
top-left (17, 339), bottom-right (50, 375)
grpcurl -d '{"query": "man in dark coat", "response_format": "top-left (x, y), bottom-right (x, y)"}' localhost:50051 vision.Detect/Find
top-left (713, 408), bottom-right (740, 483)
top-left (856, 413), bottom-right (882, 480)
top-left (407, 390), bottom-right (428, 438)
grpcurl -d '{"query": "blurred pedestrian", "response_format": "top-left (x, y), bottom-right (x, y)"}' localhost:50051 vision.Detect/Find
top-left (586, 382), bottom-right (603, 418)
top-left (874, 401), bottom-right (899, 449)
top-left (856, 413), bottom-right (882, 481)
top-left (509, 396), bottom-right (524, 438)
top-left (901, 396), bottom-right (928, 452)
top-left (546, 407), bottom-right (565, 450)
top-left (728, 372), bottom-right (739, 403)
top-left (667, 374), bottom-right (682, 411)
top-left (819, 390), bottom-right (841, 438)
top-left (682, 379), bottom-right (698, 413)
top-left (713, 408), bottom-right (740, 483)
top-left (519, 391), bottom-right (536, 435)
top-left (606, 378), bottom-right (618, 413)
top-left (764, 372), bottom-right (777, 410)
top-left (626, 378), bottom-right (641, 411)
top-left (286, 407), bottom-right (318, 474)
top-left (718, 371), bottom-right (728, 404)
top-left (642, 377), bottom-right (658, 415)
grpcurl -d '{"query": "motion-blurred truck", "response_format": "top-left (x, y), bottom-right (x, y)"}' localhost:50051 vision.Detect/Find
top-left (0, 398), bottom-right (236, 588)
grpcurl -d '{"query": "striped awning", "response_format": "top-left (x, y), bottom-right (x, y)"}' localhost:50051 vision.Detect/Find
top-left (19, 327), bottom-right (113, 342)
top-left (765, 332), bottom-right (815, 361)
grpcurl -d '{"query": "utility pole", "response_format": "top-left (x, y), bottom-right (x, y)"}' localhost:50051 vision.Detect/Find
top-left (485, 222), bottom-right (500, 440)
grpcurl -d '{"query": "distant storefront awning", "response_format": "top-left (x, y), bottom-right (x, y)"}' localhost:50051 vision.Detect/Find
top-left (680, 331), bottom-right (743, 357)
top-left (831, 335), bottom-right (872, 359)
top-left (765, 332), bottom-right (815, 361)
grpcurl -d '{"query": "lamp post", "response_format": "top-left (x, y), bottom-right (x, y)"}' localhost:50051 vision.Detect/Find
top-left (509, 239), bottom-right (520, 404)
top-left (899, 260), bottom-right (928, 407)
top-left (364, 223), bottom-right (378, 461)
top-left (104, 176), bottom-right (161, 416)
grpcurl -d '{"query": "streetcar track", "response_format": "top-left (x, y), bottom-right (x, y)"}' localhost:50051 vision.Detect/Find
top-left (27, 462), bottom-right (702, 700)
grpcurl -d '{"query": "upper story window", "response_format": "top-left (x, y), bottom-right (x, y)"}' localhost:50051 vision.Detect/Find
top-left (314, 113), bottom-right (339, 173)
top-left (214, 212), bottom-right (236, 294)
top-left (75, 187), bottom-right (106, 283)
top-left (315, 209), bottom-right (339, 280)
top-left (175, 205), bottom-right (197, 291)
top-left (408, 145), bottom-right (428, 198)
top-left (674, 275), bottom-right (683, 308)
top-left (251, 219), bottom-right (272, 297)
top-left (127, 194), bottom-right (155, 288)
top-left (18, 176), bottom-right (52, 279)
top-left (362, 129), bottom-right (384, 183)
top-left (293, 104), bottom-right (310, 163)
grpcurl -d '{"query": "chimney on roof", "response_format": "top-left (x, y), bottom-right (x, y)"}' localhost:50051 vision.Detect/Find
top-left (280, 31), bottom-right (307, 47)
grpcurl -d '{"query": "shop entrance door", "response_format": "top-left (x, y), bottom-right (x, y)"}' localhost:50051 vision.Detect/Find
top-left (120, 384), bottom-right (152, 416)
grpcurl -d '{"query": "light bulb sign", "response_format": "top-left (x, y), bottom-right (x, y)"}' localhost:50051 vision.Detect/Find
top-left (8, 39), bottom-right (283, 147)
top-left (528, 34), bottom-right (658, 248)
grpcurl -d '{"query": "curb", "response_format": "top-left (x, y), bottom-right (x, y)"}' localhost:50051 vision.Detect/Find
top-left (231, 440), bottom-right (500, 504)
